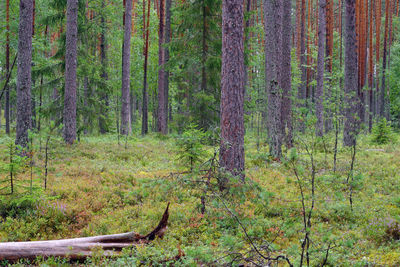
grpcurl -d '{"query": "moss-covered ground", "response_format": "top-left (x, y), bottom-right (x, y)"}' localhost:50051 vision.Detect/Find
top-left (0, 132), bottom-right (399, 266)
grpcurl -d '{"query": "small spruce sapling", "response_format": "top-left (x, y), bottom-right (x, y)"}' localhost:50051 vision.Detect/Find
top-left (176, 124), bottom-right (208, 171)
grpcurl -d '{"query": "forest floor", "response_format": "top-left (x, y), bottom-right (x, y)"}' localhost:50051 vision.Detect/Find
top-left (0, 132), bottom-right (399, 266)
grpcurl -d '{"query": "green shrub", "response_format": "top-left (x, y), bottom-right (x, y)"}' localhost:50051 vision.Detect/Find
top-left (175, 124), bottom-right (209, 171)
top-left (371, 119), bottom-right (395, 145)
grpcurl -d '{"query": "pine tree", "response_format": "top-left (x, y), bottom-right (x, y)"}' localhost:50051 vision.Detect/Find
top-left (16, 0), bottom-right (34, 148)
top-left (343, 0), bottom-right (360, 146)
top-left (220, 0), bottom-right (245, 180)
top-left (121, 0), bottom-right (133, 135)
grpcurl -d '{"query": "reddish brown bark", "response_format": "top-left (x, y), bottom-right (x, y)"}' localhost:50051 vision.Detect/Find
top-left (368, 0), bottom-right (374, 131)
top-left (142, 0), bottom-right (151, 135)
top-left (375, 0), bottom-right (382, 115)
top-left (316, 0), bottom-right (326, 136)
top-left (380, 0), bottom-right (390, 118)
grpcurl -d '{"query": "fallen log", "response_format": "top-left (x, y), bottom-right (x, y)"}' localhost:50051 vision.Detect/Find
top-left (0, 203), bottom-right (170, 261)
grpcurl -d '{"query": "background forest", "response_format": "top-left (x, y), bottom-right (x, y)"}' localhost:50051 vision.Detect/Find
top-left (0, 0), bottom-right (400, 266)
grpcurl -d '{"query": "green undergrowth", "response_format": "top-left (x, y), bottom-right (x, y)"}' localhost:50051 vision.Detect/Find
top-left (0, 132), bottom-right (399, 266)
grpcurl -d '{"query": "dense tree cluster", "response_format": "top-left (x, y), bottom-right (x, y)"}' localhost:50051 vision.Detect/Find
top-left (0, 0), bottom-right (399, 177)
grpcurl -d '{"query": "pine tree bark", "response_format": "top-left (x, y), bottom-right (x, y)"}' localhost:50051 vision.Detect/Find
top-left (375, 0), bottom-right (382, 116)
top-left (264, 0), bottom-right (282, 159)
top-left (63, 0), bottom-right (78, 144)
top-left (316, 0), bottom-right (326, 136)
top-left (164, 0), bottom-right (171, 130)
top-left (5, 0), bottom-right (10, 135)
top-left (16, 0), bottom-right (33, 148)
top-left (220, 0), bottom-right (245, 181)
top-left (99, 0), bottom-right (109, 134)
top-left (380, 0), bottom-right (390, 119)
top-left (157, 0), bottom-right (167, 134)
top-left (343, 0), bottom-right (360, 146)
top-left (142, 0), bottom-right (151, 135)
top-left (298, 0), bottom-right (307, 126)
top-left (121, 0), bottom-right (133, 135)
top-left (281, 0), bottom-right (293, 147)
top-left (368, 0), bottom-right (373, 131)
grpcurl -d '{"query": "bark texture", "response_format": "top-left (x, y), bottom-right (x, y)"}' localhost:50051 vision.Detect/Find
top-left (63, 0), bottom-right (78, 144)
top-left (316, 0), bottom-right (326, 136)
top-left (264, 0), bottom-right (282, 159)
top-left (142, 0), bottom-right (151, 135)
top-left (99, 0), bottom-right (109, 134)
top-left (121, 0), bottom-right (133, 135)
top-left (16, 0), bottom-right (33, 148)
top-left (157, 0), bottom-right (167, 134)
top-left (220, 0), bottom-right (245, 180)
top-left (298, 0), bottom-right (307, 114)
top-left (380, 0), bottom-right (390, 119)
top-left (343, 0), bottom-right (360, 146)
top-left (164, 0), bottom-right (171, 131)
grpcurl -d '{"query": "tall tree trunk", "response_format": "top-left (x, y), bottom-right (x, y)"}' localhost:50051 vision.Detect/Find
top-left (99, 0), bottom-right (109, 134)
top-left (164, 0), bottom-right (171, 131)
top-left (199, 0), bottom-right (208, 129)
top-left (316, 0), bottom-right (326, 136)
top-left (298, 0), bottom-right (307, 126)
top-left (281, 0), bottom-right (293, 147)
top-left (157, 0), bottom-right (167, 134)
top-left (16, 0), bottom-right (33, 148)
top-left (375, 0), bottom-right (382, 116)
top-left (264, 0), bottom-right (282, 159)
top-left (142, 0), bottom-right (151, 135)
top-left (368, 0), bottom-right (374, 131)
top-left (121, 0), bottom-right (133, 135)
top-left (220, 0), bottom-right (245, 181)
top-left (5, 0), bottom-right (10, 135)
top-left (31, 0), bottom-right (36, 130)
top-left (63, 0), bottom-right (78, 144)
top-left (380, 0), bottom-right (390, 119)
top-left (343, 0), bottom-right (359, 146)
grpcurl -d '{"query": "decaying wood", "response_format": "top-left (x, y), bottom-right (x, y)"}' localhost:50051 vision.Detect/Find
top-left (0, 203), bottom-right (170, 261)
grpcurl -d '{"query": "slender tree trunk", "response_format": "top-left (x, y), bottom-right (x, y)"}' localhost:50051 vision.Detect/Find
top-left (164, 0), bottom-right (171, 130)
top-left (121, 0), bottom-right (133, 135)
top-left (220, 0), bottom-right (245, 181)
top-left (381, 0), bottom-right (391, 119)
top-left (157, 0), bottom-right (167, 134)
top-left (83, 76), bottom-right (89, 135)
top-left (199, 0), bottom-right (208, 129)
top-left (16, 0), bottom-right (33, 148)
top-left (264, 0), bottom-right (282, 159)
top-left (142, 0), bottom-right (151, 135)
top-left (316, 0), bottom-right (326, 136)
top-left (99, 0), bottom-right (109, 134)
top-left (5, 0), bottom-right (10, 135)
top-left (31, 0), bottom-right (36, 130)
top-left (63, 0), bottom-right (78, 144)
top-left (343, 0), bottom-right (360, 147)
top-left (368, 0), bottom-right (374, 131)
top-left (375, 0), bottom-right (382, 116)
top-left (281, 0), bottom-right (293, 147)
top-left (298, 0), bottom-right (307, 126)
